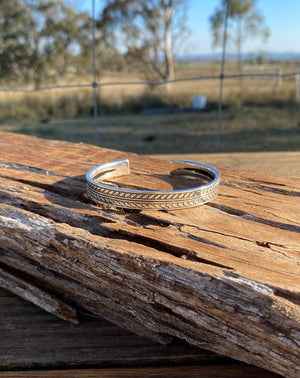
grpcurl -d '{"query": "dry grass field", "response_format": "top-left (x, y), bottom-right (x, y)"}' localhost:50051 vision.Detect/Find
top-left (0, 62), bottom-right (299, 153)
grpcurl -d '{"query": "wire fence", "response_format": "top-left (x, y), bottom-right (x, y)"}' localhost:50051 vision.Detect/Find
top-left (0, 0), bottom-right (299, 152)
top-left (1, 71), bottom-right (299, 93)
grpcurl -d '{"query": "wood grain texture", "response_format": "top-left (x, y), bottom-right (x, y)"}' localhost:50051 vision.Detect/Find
top-left (0, 132), bottom-right (299, 377)
top-left (151, 151), bottom-right (300, 179)
top-left (0, 288), bottom-right (220, 370)
top-left (1, 288), bottom-right (279, 377)
top-left (0, 366), bottom-right (280, 378)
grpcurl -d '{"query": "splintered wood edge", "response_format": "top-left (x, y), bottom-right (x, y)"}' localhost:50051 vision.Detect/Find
top-left (0, 267), bottom-right (78, 324)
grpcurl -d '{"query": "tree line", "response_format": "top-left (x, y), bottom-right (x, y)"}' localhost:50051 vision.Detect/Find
top-left (0, 0), bottom-right (269, 87)
top-left (1, 0), bottom-right (89, 86)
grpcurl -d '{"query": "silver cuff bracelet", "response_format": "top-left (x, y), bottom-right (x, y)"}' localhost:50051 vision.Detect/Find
top-left (86, 159), bottom-right (220, 210)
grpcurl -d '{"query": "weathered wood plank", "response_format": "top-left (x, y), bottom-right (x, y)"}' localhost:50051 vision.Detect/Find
top-left (0, 366), bottom-right (280, 378)
top-left (0, 267), bottom-right (78, 323)
top-left (151, 151), bottom-right (300, 178)
top-left (1, 288), bottom-right (280, 377)
top-left (0, 288), bottom-right (226, 371)
top-left (0, 132), bottom-right (299, 377)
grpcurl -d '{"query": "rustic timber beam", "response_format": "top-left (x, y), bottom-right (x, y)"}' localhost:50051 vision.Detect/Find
top-left (0, 132), bottom-right (299, 377)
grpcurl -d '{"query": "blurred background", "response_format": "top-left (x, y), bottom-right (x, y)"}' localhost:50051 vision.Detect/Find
top-left (0, 0), bottom-right (299, 154)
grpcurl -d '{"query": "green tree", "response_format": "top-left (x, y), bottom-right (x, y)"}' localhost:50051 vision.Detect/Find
top-left (98, 0), bottom-right (188, 84)
top-left (210, 0), bottom-right (270, 74)
top-left (0, 0), bottom-right (90, 87)
top-left (27, 0), bottom-right (90, 86)
top-left (0, 0), bottom-right (33, 83)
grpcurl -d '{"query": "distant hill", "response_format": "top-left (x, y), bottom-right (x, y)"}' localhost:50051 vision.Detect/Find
top-left (176, 52), bottom-right (300, 61)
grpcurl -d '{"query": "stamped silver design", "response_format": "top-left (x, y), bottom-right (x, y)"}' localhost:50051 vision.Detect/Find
top-left (86, 159), bottom-right (220, 210)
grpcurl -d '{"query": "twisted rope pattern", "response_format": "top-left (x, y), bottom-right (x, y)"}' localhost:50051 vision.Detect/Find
top-left (86, 159), bottom-right (220, 210)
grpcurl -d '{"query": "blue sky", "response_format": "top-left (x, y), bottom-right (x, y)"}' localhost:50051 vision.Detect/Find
top-left (80, 0), bottom-right (300, 55)
top-left (184, 0), bottom-right (300, 54)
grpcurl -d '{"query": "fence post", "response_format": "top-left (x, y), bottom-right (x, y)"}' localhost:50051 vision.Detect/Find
top-left (216, 1), bottom-right (229, 153)
top-left (92, 0), bottom-right (99, 146)
top-left (296, 74), bottom-right (300, 102)
top-left (275, 67), bottom-right (282, 88)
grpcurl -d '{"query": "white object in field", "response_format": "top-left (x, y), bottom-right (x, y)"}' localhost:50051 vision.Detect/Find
top-left (192, 95), bottom-right (206, 109)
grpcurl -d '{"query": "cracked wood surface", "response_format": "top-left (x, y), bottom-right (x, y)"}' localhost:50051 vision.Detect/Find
top-left (0, 132), bottom-right (299, 377)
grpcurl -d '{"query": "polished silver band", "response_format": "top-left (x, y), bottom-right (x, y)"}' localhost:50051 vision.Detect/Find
top-left (86, 159), bottom-right (220, 210)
